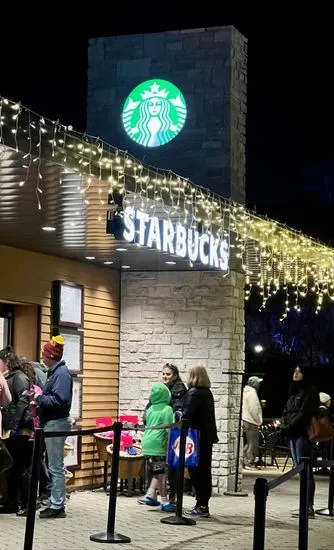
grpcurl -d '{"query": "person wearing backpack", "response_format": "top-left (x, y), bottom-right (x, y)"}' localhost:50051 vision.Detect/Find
top-left (0, 348), bottom-right (36, 516)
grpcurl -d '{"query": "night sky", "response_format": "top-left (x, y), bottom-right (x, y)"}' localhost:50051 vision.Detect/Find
top-left (1, 13), bottom-right (333, 244)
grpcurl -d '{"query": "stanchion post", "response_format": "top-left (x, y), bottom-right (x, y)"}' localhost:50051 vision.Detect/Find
top-left (328, 457), bottom-right (334, 515)
top-left (252, 477), bottom-right (268, 550)
top-left (298, 457), bottom-right (310, 550)
top-left (316, 438), bottom-right (334, 517)
top-left (23, 427), bottom-right (43, 550)
top-left (161, 419), bottom-right (196, 526)
top-left (90, 422), bottom-right (131, 544)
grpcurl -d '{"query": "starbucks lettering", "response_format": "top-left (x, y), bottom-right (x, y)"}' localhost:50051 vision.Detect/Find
top-left (123, 206), bottom-right (229, 271)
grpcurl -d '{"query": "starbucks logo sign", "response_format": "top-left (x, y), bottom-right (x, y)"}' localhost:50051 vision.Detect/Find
top-left (122, 79), bottom-right (187, 148)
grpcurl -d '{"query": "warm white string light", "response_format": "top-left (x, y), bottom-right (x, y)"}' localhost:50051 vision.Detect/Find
top-left (0, 94), bottom-right (333, 311)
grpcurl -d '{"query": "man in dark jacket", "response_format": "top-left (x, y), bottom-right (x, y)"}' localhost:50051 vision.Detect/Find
top-left (35, 336), bottom-right (72, 519)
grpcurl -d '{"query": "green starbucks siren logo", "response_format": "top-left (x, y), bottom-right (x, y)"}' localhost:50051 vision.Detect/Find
top-left (122, 79), bottom-right (187, 147)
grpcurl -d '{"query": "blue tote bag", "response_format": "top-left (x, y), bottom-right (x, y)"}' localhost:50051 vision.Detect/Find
top-left (167, 427), bottom-right (200, 469)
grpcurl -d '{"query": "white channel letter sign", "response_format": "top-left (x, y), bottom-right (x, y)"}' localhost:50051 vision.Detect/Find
top-left (123, 206), bottom-right (229, 271)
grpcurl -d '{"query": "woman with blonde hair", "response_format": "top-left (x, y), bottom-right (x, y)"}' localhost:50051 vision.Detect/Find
top-left (183, 366), bottom-right (218, 518)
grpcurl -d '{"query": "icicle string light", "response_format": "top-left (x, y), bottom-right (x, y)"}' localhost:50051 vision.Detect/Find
top-left (0, 95), bottom-right (334, 309)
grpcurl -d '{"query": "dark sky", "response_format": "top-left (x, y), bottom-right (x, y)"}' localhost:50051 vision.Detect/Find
top-left (1, 13), bottom-right (333, 243)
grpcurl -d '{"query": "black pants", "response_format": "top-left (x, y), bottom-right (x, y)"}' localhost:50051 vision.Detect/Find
top-left (5, 435), bottom-right (33, 510)
top-left (188, 442), bottom-right (213, 508)
top-left (168, 466), bottom-right (178, 501)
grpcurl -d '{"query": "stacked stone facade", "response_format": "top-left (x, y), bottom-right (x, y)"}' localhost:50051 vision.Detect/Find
top-left (119, 270), bottom-right (244, 492)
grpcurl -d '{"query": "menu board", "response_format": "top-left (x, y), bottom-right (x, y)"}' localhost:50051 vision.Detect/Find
top-left (64, 435), bottom-right (81, 470)
top-left (70, 377), bottom-right (82, 420)
top-left (59, 283), bottom-right (83, 327)
top-left (60, 330), bottom-right (83, 374)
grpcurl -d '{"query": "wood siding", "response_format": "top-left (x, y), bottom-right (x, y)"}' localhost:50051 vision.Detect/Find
top-left (0, 244), bottom-right (120, 489)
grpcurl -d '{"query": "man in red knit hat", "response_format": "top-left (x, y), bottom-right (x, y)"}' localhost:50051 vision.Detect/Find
top-left (35, 336), bottom-right (73, 518)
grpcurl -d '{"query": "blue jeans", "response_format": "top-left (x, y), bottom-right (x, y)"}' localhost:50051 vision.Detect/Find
top-left (44, 418), bottom-right (71, 510)
top-left (290, 437), bottom-right (315, 506)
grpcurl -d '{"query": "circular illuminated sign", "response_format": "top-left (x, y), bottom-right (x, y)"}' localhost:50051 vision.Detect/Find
top-left (122, 79), bottom-right (187, 148)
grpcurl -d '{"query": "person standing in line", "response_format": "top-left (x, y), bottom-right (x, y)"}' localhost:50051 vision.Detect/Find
top-left (31, 360), bottom-right (52, 505)
top-left (34, 336), bottom-right (72, 519)
top-left (318, 392), bottom-right (332, 419)
top-left (242, 376), bottom-right (263, 469)
top-left (139, 382), bottom-right (174, 511)
top-left (143, 363), bottom-right (187, 508)
top-left (317, 392), bottom-right (333, 474)
top-left (183, 366), bottom-right (218, 518)
top-left (0, 349), bottom-right (36, 516)
top-left (281, 364), bottom-right (319, 518)
top-left (0, 360), bottom-right (12, 436)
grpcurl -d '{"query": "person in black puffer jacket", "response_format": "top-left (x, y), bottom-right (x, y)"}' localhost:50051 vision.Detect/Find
top-left (281, 364), bottom-right (319, 517)
top-left (143, 364), bottom-right (187, 422)
top-left (0, 347), bottom-right (36, 515)
top-left (142, 363), bottom-right (187, 510)
top-left (182, 366), bottom-right (218, 518)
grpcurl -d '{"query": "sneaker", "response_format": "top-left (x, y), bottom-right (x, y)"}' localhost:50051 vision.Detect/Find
top-left (291, 505), bottom-right (315, 519)
top-left (16, 503), bottom-right (41, 517)
top-left (244, 463), bottom-right (257, 470)
top-left (137, 496), bottom-right (160, 507)
top-left (37, 493), bottom-right (51, 507)
top-left (185, 506), bottom-right (210, 518)
top-left (39, 507), bottom-right (66, 519)
top-left (161, 502), bottom-right (176, 513)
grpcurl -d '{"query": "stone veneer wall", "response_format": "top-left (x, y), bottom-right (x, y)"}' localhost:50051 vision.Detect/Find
top-left (119, 270), bottom-right (244, 492)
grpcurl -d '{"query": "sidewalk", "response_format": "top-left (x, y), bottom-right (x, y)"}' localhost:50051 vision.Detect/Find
top-left (0, 471), bottom-right (333, 550)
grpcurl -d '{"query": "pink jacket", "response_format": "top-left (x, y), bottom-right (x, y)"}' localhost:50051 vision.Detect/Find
top-left (0, 372), bottom-right (12, 436)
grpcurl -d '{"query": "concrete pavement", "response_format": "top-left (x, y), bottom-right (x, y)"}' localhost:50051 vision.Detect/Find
top-left (0, 471), bottom-right (333, 550)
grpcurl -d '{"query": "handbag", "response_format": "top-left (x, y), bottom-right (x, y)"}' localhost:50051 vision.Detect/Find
top-left (0, 439), bottom-right (13, 474)
top-left (167, 427), bottom-right (200, 469)
top-left (308, 416), bottom-right (334, 442)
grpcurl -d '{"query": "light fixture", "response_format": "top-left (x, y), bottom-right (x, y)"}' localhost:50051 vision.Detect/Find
top-left (121, 265), bottom-right (130, 269)
top-left (42, 226), bottom-right (56, 232)
top-left (85, 256), bottom-right (95, 260)
top-left (116, 248), bottom-right (127, 252)
top-left (254, 344), bottom-right (264, 354)
top-left (165, 261), bottom-right (176, 265)
top-left (104, 261), bottom-right (113, 265)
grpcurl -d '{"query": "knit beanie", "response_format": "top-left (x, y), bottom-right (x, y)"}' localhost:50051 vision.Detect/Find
top-left (319, 392), bottom-right (331, 406)
top-left (42, 335), bottom-right (64, 362)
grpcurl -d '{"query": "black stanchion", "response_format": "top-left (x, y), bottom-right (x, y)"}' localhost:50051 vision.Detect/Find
top-left (90, 422), bottom-right (131, 544)
top-left (298, 457), bottom-right (310, 550)
top-left (161, 419), bottom-right (196, 526)
top-left (252, 477), bottom-right (268, 550)
top-left (23, 427), bottom-right (43, 550)
top-left (316, 439), bottom-right (334, 517)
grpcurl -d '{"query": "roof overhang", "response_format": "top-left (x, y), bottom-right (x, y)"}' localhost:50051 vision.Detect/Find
top-left (1, 95), bottom-right (334, 316)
